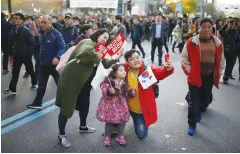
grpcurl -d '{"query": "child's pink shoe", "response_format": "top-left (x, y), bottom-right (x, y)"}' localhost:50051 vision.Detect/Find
top-left (116, 136), bottom-right (126, 145)
top-left (104, 136), bottom-right (111, 146)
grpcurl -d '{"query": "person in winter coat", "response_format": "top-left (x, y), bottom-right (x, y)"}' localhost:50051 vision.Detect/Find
top-left (3, 13), bottom-right (37, 95)
top-left (162, 16), bottom-right (169, 53)
top-left (131, 17), bottom-right (145, 58)
top-left (74, 35), bottom-right (123, 135)
top-left (61, 13), bottom-right (79, 49)
top-left (74, 24), bottom-right (93, 45)
top-left (52, 15), bottom-right (63, 32)
top-left (97, 64), bottom-right (130, 146)
top-left (112, 15), bottom-right (127, 38)
top-left (219, 20), bottom-right (240, 84)
top-left (22, 16), bottom-right (41, 80)
top-left (55, 28), bottom-right (120, 148)
top-left (27, 15), bottom-right (66, 109)
top-left (1, 12), bottom-right (13, 74)
top-left (172, 18), bottom-right (183, 53)
top-left (150, 14), bottom-right (167, 65)
top-left (180, 17), bottom-right (189, 53)
top-left (124, 49), bottom-right (174, 139)
top-left (181, 18), bottom-right (225, 136)
top-left (168, 17), bottom-right (175, 44)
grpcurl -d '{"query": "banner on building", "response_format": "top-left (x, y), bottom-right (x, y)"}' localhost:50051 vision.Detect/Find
top-left (70, 0), bottom-right (118, 8)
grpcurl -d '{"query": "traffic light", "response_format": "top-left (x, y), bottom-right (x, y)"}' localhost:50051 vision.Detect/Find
top-left (127, 0), bottom-right (132, 12)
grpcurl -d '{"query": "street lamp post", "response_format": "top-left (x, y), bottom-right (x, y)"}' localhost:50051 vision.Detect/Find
top-left (8, 0), bottom-right (12, 14)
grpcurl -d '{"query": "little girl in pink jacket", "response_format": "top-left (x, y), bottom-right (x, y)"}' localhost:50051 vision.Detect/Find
top-left (96, 64), bottom-right (130, 146)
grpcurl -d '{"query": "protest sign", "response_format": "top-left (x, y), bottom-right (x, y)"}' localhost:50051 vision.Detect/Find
top-left (95, 43), bottom-right (108, 60)
top-left (106, 32), bottom-right (125, 56)
top-left (95, 33), bottom-right (125, 60)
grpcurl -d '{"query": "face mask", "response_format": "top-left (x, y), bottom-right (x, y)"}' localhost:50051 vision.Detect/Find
top-left (52, 19), bottom-right (57, 23)
top-left (73, 21), bottom-right (79, 26)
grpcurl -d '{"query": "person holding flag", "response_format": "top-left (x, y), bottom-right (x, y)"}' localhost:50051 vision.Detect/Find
top-left (55, 29), bottom-right (123, 148)
top-left (96, 64), bottom-right (130, 146)
top-left (124, 49), bottom-right (174, 139)
top-left (55, 29), bottom-right (109, 148)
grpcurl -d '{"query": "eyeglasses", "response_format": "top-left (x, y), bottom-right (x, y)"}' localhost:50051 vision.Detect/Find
top-left (13, 17), bottom-right (20, 20)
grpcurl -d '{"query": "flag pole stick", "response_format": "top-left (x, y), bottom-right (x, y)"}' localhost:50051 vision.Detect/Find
top-left (107, 76), bottom-right (113, 88)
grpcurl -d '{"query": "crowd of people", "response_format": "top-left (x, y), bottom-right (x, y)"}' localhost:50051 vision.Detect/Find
top-left (1, 11), bottom-right (240, 148)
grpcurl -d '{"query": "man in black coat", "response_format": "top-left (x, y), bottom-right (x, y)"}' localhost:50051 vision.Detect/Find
top-left (3, 13), bottom-right (37, 95)
top-left (131, 17), bottom-right (146, 58)
top-left (52, 15), bottom-right (63, 32)
top-left (1, 12), bottom-right (13, 74)
top-left (219, 20), bottom-right (240, 84)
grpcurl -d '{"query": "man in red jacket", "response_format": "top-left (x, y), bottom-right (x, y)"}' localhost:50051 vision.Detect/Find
top-left (181, 18), bottom-right (225, 136)
top-left (124, 49), bottom-right (174, 139)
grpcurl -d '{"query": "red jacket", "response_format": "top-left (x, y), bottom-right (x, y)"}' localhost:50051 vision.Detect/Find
top-left (181, 35), bottom-right (225, 88)
top-left (125, 61), bottom-right (174, 127)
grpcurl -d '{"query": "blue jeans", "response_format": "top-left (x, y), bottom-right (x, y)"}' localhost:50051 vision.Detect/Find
top-left (130, 111), bottom-right (148, 139)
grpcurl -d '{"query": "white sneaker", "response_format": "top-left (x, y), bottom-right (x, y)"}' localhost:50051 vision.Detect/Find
top-left (3, 89), bottom-right (16, 95)
top-left (31, 84), bottom-right (38, 89)
top-left (58, 135), bottom-right (71, 148)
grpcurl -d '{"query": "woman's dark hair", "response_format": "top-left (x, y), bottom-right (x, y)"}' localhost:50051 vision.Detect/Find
top-left (90, 28), bottom-right (109, 43)
top-left (26, 16), bottom-right (34, 21)
top-left (216, 18), bottom-right (224, 30)
top-left (81, 24), bottom-right (93, 34)
top-left (106, 64), bottom-right (128, 96)
top-left (124, 49), bottom-right (141, 61)
top-left (109, 64), bottom-right (124, 79)
top-left (14, 12), bottom-right (25, 21)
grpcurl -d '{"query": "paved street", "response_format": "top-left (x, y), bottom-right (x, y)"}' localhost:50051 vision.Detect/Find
top-left (1, 41), bottom-right (240, 152)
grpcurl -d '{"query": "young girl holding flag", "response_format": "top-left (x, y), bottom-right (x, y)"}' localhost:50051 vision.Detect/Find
top-left (96, 64), bottom-right (130, 146)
